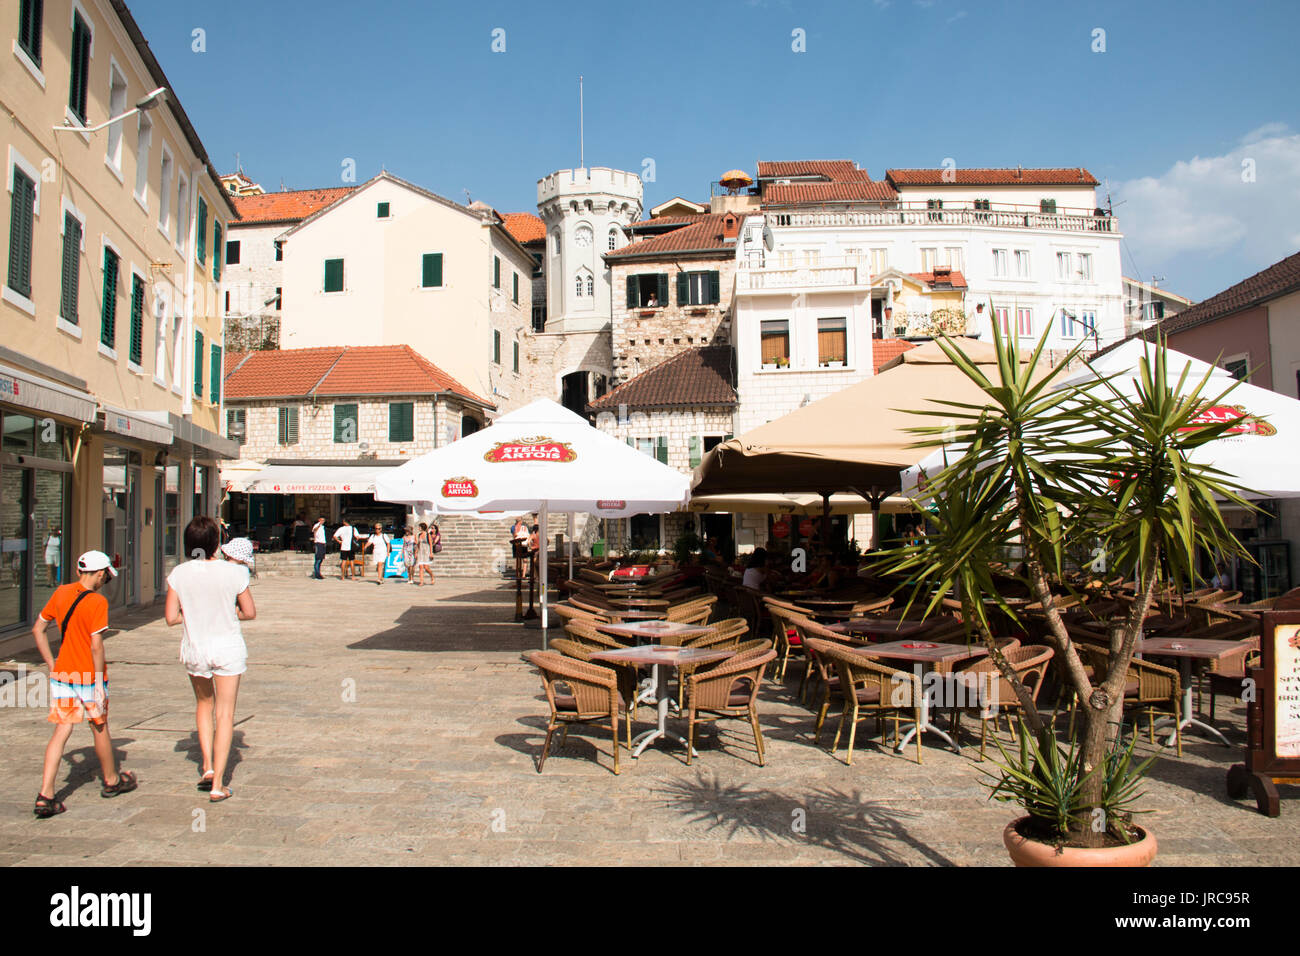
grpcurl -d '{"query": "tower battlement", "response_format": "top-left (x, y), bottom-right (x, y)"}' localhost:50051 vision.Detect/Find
top-left (537, 167), bottom-right (644, 206)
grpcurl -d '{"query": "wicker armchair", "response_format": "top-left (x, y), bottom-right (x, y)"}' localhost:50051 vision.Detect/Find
top-left (666, 594), bottom-right (717, 624)
top-left (526, 650), bottom-right (623, 774)
top-left (806, 638), bottom-right (925, 765)
top-left (683, 649), bottom-right (777, 766)
top-left (564, 621), bottom-right (628, 650)
top-left (674, 620), bottom-right (750, 706)
top-left (1074, 644), bottom-right (1182, 755)
top-left (764, 599), bottom-right (813, 684)
top-left (552, 603), bottom-right (606, 628)
top-left (548, 638), bottom-right (641, 749)
top-left (791, 616), bottom-right (864, 706)
top-left (950, 645), bottom-right (1055, 759)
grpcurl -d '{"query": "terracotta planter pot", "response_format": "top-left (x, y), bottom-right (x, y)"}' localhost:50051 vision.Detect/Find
top-left (1003, 817), bottom-right (1157, 867)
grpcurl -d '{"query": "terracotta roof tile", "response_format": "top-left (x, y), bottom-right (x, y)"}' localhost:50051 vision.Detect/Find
top-left (588, 346), bottom-right (736, 412)
top-left (872, 339), bottom-right (918, 374)
top-left (885, 168), bottom-right (1099, 187)
top-left (1158, 250), bottom-right (1300, 335)
top-left (757, 160), bottom-right (871, 180)
top-left (224, 345), bottom-right (492, 406)
top-left (907, 270), bottom-right (969, 290)
top-left (500, 212), bottom-right (546, 244)
top-left (763, 181), bottom-right (897, 204)
top-left (229, 187), bottom-right (357, 225)
top-left (605, 215), bottom-right (735, 260)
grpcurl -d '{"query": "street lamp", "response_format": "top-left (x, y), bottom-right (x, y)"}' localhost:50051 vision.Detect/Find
top-left (53, 86), bottom-right (168, 133)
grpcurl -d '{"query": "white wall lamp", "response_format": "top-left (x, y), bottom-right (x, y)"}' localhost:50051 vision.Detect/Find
top-left (54, 86), bottom-right (168, 133)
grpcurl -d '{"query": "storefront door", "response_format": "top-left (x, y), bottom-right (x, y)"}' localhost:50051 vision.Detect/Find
top-left (103, 447), bottom-right (140, 608)
top-left (1, 413), bottom-right (72, 632)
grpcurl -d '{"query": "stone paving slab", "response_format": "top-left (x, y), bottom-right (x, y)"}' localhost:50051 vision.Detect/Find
top-left (2, 574), bottom-right (1298, 866)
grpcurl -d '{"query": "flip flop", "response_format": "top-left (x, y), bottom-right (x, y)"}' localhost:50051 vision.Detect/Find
top-left (197, 771), bottom-right (215, 792)
top-left (34, 793), bottom-right (66, 818)
top-left (209, 787), bottom-right (233, 803)
top-left (101, 770), bottom-right (138, 798)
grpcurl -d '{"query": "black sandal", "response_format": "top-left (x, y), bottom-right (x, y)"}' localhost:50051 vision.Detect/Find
top-left (34, 794), bottom-right (66, 818)
top-left (100, 770), bottom-right (138, 798)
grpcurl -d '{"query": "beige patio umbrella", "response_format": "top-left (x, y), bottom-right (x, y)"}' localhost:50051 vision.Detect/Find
top-left (688, 492), bottom-right (916, 515)
top-left (691, 338), bottom-right (1040, 544)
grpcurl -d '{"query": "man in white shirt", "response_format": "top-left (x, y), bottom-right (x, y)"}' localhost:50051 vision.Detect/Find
top-left (332, 518), bottom-right (356, 580)
top-left (311, 518), bottom-right (327, 580)
top-left (364, 523), bottom-right (389, 586)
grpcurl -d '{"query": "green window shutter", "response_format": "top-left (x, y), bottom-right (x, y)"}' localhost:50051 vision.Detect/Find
top-left (210, 345), bottom-right (221, 402)
top-left (100, 248), bottom-right (119, 348)
top-left (377, 201), bottom-right (390, 218)
top-left (422, 253), bottom-right (442, 287)
top-left (708, 271), bottom-right (720, 304)
top-left (194, 330), bottom-right (204, 397)
top-left (493, 256), bottom-right (500, 288)
top-left (656, 274), bottom-right (669, 307)
top-left (688, 435), bottom-right (702, 468)
top-left (512, 272), bottom-right (519, 303)
top-left (19, 0), bottom-right (42, 66)
top-left (389, 402), bottom-right (414, 442)
top-left (69, 13), bottom-right (90, 121)
top-left (626, 276), bottom-right (638, 309)
top-left (212, 222), bottom-right (222, 281)
top-left (129, 274), bottom-right (145, 365)
top-left (324, 258), bottom-right (344, 292)
top-left (7, 169), bottom-right (35, 299)
top-left (196, 197), bottom-right (207, 264)
top-left (513, 341), bottom-right (519, 374)
top-left (676, 272), bottom-right (689, 306)
top-left (626, 437), bottom-right (634, 448)
top-left (723, 433), bottom-right (733, 441)
top-left (493, 330), bottom-right (501, 364)
top-left (655, 436), bottom-right (668, 465)
top-left (60, 213), bottom-right (80, 323)
top-left (334, 403), bottom-right (357, 443)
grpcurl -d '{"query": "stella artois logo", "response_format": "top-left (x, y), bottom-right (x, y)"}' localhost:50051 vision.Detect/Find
top-left (441, 476), bottom-right (478, 498)
top-left (597, 500), bottom-right (626, 510)
top-left (1180, 404), bottom-right (1276, 437)
top-left (483, 436), bottom-right (577, 463)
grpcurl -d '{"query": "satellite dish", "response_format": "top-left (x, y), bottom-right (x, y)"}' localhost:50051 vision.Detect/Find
top-left (762, 224), bottom-right (774, 252)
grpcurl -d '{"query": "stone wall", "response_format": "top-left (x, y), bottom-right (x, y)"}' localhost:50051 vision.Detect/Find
top-left (224, 315), bottom-right (280, 353)
top-left (518, 329), bottom-right (611, 403)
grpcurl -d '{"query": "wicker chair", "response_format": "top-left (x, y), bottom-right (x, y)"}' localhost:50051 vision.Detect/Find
top-left (552, 603), bottom-right (605, 628)
top-left (806, 638), bottom-right (925, 765)
top-left (548, 638), bottom-right (642, 749)
top-left (683, 649), bottom-right (777, 766)
top-left (764, 599), bottom-right (814, 683)
top-left (564, 621), bottom-right (627, 650)
top-left (851, 596), bottom-right (894, 616)
top-left (666, 594), bottom-right (717, 624)
top-left (526, 650), bottom-right (623, 774)
top-left (791, 615), bottom-right (864, 705)
top-left (674, 620), bottom-right (750, 706)
top-left (1073, 644), bottom-right (1183, 756)
top-left (949, 645), bottom-right (1055, 759)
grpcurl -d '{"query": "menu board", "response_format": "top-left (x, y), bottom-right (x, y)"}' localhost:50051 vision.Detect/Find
top-left (1276, 623), bottom-right (1300, 758)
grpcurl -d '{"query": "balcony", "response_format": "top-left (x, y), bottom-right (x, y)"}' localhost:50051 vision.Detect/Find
top-left (736, 257), bottom-right (871, 294)
top-left (771, 202), bottom-right (1116, 234)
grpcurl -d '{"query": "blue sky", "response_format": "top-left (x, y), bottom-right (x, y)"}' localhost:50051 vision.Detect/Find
top-left (131, 0), bottom-right (1299, 301)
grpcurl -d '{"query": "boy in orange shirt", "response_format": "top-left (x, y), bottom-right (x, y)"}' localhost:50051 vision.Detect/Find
top-left (31, 550), bottom-right (137, 817)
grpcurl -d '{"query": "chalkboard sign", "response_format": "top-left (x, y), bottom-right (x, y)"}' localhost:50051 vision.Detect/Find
top-left (1227, 606), bottom-right (1300, 816)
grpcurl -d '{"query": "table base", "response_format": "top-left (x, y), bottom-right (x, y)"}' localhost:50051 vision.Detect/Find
top-left (631, 664), bottom-right (696, 758)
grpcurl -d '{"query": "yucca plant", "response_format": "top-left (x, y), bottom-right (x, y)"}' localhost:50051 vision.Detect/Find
top-left (873, 321), bottom-right (1256, 847)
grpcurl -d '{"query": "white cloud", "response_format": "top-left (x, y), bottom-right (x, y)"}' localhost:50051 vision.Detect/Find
top-left (947, 10), bottom-right (967, 23)
top-left (1111, 126), bottom-right (1300, 299)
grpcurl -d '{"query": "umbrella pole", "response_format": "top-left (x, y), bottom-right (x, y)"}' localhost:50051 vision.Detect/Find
top-left (567, 511), bottom-right (574, 582)
top-left (540, 501), bottom-right (550, 646)
top-left (821, 493), bottom-right (831, 555)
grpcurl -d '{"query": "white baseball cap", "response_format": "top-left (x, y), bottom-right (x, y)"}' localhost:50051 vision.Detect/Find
top-left (77, 550), bottom-right (118, 577)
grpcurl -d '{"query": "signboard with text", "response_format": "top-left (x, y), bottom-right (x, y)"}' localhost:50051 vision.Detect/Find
top-left (1227, 607), bottom-right (1300, 816)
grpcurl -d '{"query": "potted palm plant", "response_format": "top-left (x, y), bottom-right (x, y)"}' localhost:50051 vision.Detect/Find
top-left (874, 322), bottom-right (1255, 865)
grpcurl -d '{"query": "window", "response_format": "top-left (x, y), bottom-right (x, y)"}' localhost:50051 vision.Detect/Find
top-left (212, 222), bottom-right (222, 280)
top-left (1016, 307), bottom-right (1033, 336)
top-left (574, 274), bottom-right (583, 297)
top-left (493, 255), bottom-right (500, 289)
top-left (1079, 310), bottom-right (1096, 335)
top-left (1014, 249), bottom-right (1030, 278)
top-left (195, 196), bottom-right (208, 264)
top-left (608, 229), bottom-right (618, 251)
top-left (869, 248), bottom-right (888, 274)
top-left (274, 287), bottom-right (281, 311)
top-left (493, 329), bottom-right (501, 364)
top-left (105, 65), bottom-right (126, 170)
top-left (995, 307), bottom-right (1010, 335)
top-left (18, 0), bottom-right (42, 67)
top-left (193, 330), bottom-right (204, 397)
top-left (227, 408), bottom-right (246, 445)
top-left (388, 402), bottom-right (414, 442)
top-left (421, 253), bottom-right (443, 287)
top-left (59, 210), bottom-right (81, 324)
top-left (991, 248), bottom-right (1008, 277)
top-left (100, 246), bottom-right (119, 349)
top-left (943, 247), bottom-right (963, 271)
top-left (277, 406), bottom-right (299, 445)
top-left (377, 201), bottom-right (390, 218)
top-left (175, 174), bottom-right (189, 248)
top-left (973, 198), bottom-right (991, 221)
top-left (224, 239), bottom-right (239, 265)
top-left (333, 403), bottom-right (358, 443)
top-left (512, 340), bottom-right (519, 374)
top-left (532, 304), bottom-right (546, 332)
top-left (635, 437), bottom-right (655, 457)
top-left (1224, 357), bottom-right (1249, 381)
top-left (128, 273), bottom-right (144, 366)
top-left (1078, 253), bottom-right (1093, 281)
top-left (919, 247), bottom-right (937, 272)
top-left (586, 275), bottom-right (593, 297)
top-left (210, 344), bottom-right (221, 402)
top-left (926, 198), bottom-right (943, 222)
top-left (531, 251), bottom-right (542, 278)
top-left (761, 319), bottom-right (790, 366)
top-left (626, 273), bottom-right (668, 308)
top-left (7, 167), bottom-right (36, 299)
top-left (512, 272), bottom-right (519, 304)
top-left (1056, 252), bottom-right (1071, 280)
top-left (817, 317), bottom-right (847, 366)
top-left (551, 231), bottom-right (560, 255)
top-left (134, 113), bottom-right (152, 203)
top-left (158, 147), bottom-right (172, 233)
top-left (688, 435), bottom-right (702, 468)
top-left (274, 240), bottom-right (282, 261)
top-left (171, 313), bottom-right (183, 391)
top-left (68, 10), bottom-right (92, 123)
top-left (224, 290), bottom-right (229, 314)
top-left (324, 258), bottom-right (344, 292)
top-left (677, 270), bottom-right (721, 306)
top-left (1040, 198), bottom-right (1057, 214)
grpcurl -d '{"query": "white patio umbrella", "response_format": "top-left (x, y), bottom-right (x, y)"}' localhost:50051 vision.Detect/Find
top-left (902, 340), bottom-right (1300, 499)
top-left (374, 399), bottom-right (691, 636)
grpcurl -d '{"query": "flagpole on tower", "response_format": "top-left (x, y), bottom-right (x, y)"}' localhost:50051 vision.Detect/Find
top-left (579, 75), bottom-right (584, 170)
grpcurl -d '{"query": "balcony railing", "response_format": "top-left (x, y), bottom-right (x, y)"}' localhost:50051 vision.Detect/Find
top-left (772, 202), bottom-right (1115, 234)
top-left (736, 256), bottom-right (872, 292)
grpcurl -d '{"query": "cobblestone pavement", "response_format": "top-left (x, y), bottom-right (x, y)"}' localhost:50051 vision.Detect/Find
top-left (1, 574), bottom-right (1296, 866)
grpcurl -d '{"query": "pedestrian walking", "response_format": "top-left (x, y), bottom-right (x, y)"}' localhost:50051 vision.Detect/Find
top-left (311, 517), bottom-right (327, 579)
top-left (164, 516), bottom-right (255, 802)
top-left (31, 551), bottom-right (137, 818)
top-left (221, 537), bottom-right (256, 575)
top-left (44, 526), bottom-right (61, 586)
top-left (413, 522), bottom-right (434, 586)
top-left (333, 517), bottom-right (356, 580)
top-left (364, 523), bottom-right (390, 585)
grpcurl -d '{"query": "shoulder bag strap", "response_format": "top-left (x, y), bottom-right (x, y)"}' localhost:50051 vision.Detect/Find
top-left (61, 589), bottom-right (94, 636)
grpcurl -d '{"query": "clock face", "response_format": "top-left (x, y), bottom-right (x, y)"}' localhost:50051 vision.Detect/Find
top-left (574, 226), bottom-right (593, 247)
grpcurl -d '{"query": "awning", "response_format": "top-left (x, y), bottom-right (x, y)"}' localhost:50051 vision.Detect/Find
top-left (0, 361), bottom-right (97, 423)
top-left (168, 412), bottom-right (240, 460)
top-left (98, 404), bottom-right (174, 447)
top-left (242, 463), bottom-right (397, 495)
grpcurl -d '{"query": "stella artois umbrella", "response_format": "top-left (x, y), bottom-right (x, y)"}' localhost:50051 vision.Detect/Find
top-left (374, 399), bottom-right (690, 636)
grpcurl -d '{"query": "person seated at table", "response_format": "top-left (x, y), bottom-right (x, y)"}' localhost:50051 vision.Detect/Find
top-left (807, 554), bottom-right (841, 590)
top-left (741, 549), bottom-right (768, 590)
top-left (699, 536), bottom-right (725, 568)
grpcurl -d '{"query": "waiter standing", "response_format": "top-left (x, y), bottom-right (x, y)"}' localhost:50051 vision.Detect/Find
top-left (311, 517), bottom-right (327, 580)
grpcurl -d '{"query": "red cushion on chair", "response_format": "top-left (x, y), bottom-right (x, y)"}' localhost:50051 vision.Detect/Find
top-left (611, 565), bottom-right (652, 579)
top-left (786, 627), bottom-right (802, 646)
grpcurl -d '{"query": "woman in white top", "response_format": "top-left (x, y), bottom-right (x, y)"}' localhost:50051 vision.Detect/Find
top-left (364, 523), bottom-right (390, 585)
top-left (164, 515), bottom-right (255, 802)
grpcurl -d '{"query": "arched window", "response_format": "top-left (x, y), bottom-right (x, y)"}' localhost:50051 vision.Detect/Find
top-left (608, 229), bottom-right (618, 251)
top-left (575, 274), bottom-right (584, 296)
top-left (586, 276), bottom-right (594, 296)
top-left (552, 231), bottom-right (561, 255)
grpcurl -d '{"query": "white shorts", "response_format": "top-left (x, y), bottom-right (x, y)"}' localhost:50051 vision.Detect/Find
top-left (181, 637), bottom-right (248, 678)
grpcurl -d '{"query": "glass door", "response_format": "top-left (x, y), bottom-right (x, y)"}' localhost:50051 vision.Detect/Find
top-left (0, 466), bottom-right (29, 628)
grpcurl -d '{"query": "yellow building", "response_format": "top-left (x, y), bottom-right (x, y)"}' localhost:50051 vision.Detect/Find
top-left (2, 0), bottom-right (238, 644)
